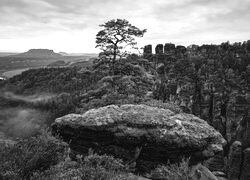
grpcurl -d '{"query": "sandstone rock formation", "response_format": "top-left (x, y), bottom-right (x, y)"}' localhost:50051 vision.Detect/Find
top-left (164, 43), bottom-right (175, 54)
top-left (227, 108), bottom-right (250, 180)
top-left (155, 44), bottom-right (164, 54)
top-left (176, 45), bottom-right (187, 54)
top-left (228, 141), bottom-right (242, 180)
top-left (143, 45), bottom-right (152, 55)
top-left (142, 42), bottom-right (250, 178)
top-left (240, 148), bottom-right (250, 180)
top-left (52, 104), bottom-right (226, 172)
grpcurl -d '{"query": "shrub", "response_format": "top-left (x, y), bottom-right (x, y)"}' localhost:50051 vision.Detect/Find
top-left (77, 92), bottom-right (145, 113)
top-left (31, 153), bottom-right (139, 180)
top-left (150, 158), bottom-right (191, 180)
top-left (0, 130), bottom-right (67, 179)
top-left (142, 99), bottom-right (182, 113)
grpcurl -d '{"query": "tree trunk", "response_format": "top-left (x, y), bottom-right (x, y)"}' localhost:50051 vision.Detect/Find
top-left (112, 45), bottom-right (117, 75)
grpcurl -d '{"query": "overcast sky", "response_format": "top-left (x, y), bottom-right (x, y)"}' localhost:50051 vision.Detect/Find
top-left (0, 0), bottom-right (250, 53)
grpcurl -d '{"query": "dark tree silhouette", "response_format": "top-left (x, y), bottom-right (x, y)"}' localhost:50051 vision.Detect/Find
top-left (95, 19), bottom-right (146, 72)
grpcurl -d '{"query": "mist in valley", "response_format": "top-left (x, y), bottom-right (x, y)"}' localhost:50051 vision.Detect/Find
top-left (0, 92), bottom-right (62, 138)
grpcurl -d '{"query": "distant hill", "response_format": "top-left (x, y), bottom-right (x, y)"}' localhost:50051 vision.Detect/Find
top-left (67, 53), bottom-right (98, 57)
top-left (58, 52), bottom-right (69, 56)
top-left (12, 49), bottom-right (62, 58)
top-left (58, 52), bottom-right (98, 57)
top-left (0, 49), bottom-right (97, 78)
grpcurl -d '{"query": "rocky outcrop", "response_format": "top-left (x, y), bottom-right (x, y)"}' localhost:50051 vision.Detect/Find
top-left (144, 43), bottom-right (186, 56)
top-left (143, 45), bottom-right (152, 55)
top-left (52, 104), bottom-right (226, 172)
top-left (142, 42), bottom-right (250, 178)
top-left (228, 141), bottom-right (242, 180)
top-left (238, 109), bottom-right (250, 149)
top-left (164, 43), bottom-right (175, 54)
top-left (240, 148), bottom-right (250, 180)
top-left (228, 142), bottom-right (250, 180)
top-left (176, 45), bottom-right (187, 54)
top-left (155, 44), bottom-right (164, 54)
top-left (227, 107), bottom-right (250, 180)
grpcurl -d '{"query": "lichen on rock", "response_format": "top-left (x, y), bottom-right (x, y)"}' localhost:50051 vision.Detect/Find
top-left (52, 104), bottom-right (226, 172)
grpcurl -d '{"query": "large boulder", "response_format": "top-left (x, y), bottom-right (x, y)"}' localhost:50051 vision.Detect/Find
top-left (52, 104), bottom-right (226, 172)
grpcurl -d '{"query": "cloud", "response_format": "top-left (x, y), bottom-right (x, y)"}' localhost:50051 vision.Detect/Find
top-left (142, 0), bottom-right (250, 45)
top-left (0, 0), bottom-right (249, 52)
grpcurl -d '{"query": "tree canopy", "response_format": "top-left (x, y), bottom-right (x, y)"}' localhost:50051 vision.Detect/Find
top-left (95, 19), bottom-right (146, 63)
